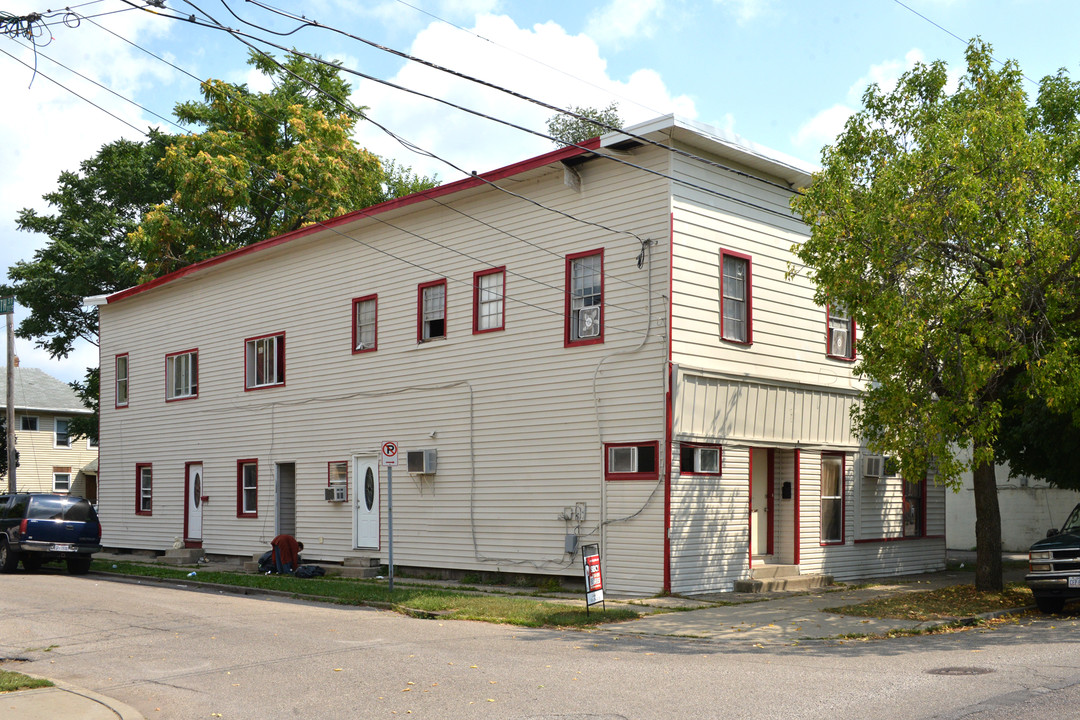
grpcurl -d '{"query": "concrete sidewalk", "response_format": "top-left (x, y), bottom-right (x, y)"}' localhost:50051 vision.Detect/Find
top-left (1, 677), bottom-right (145, 720)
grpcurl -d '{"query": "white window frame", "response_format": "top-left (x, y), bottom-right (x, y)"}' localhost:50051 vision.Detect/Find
top-left (52, 472), bottom-right (71, 492)
top-left (53, 418), bottom-right (71, 448)
top-left (115, 353), bottom-right (129, 407)
top-left (820, 454), bottom-right (844, 545)
top-left (245, 334), bottom-right (285, 389)
top-left (138, 464), bottom-right (153, 514)
top-left (166, 350), bottom-right (198, 400)
top-left (827, 304), bottom-right (855, 359)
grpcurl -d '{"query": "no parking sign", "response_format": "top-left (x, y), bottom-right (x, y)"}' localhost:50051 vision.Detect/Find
top-left (381, 441), bottom-right (399, 466)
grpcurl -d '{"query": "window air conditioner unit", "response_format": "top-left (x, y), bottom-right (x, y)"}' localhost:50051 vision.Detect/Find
top-left (578, 306), bottom-right (600, 338)
top-left (407, 449), bottom-right (438, 474)
top-left (863, 455), bottom-right (883, 478)
top-left (324, 486), bottom-right (347, 502)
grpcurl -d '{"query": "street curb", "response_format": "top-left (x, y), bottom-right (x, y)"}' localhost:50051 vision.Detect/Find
top-left (14, 674), bottom-right (146, 720)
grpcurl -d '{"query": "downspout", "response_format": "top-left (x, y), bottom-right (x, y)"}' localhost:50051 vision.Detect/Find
top-left (794, 448), bottom-right (801, 566)
top-left (664, 212), bottom-right (675, 594)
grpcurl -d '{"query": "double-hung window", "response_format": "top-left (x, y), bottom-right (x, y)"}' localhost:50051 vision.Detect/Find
top-left (136, 463), bottom-right (152, 515)
top-left (679, 443), bottom-right (722, 476)
top-left (353, 295), bottom-right (377, 353)
top-left (20, 416), bottom-right (38, 432)
top-left (245, 333), bottom-right (285, 389)
top-left (903, 477), bottom-right (925, 537)
top-left (604, 441), bottom-right (659, 481)
top-left (473, 268), bottom-right (505, 333)
top-left (418, 279), bottom-right (447, 342)
top-left (720, 250), bottom-right (752, 344)
top-left (237, 460), bottom-right (258, 517)
top-left (115, 353), bottom-right (129, 407)
top-left (54, 418), bottom-right (71, 448)
top-left (827, 304), bottom-right (855, 360)
top-left (53, 469), bottom-right (71, 493)
top-left (166, 349), bottom-right (198, 401)
top-left (566, 249), bottom-right (603, 346)
top-left (820, 454), bottom-right (844, 544)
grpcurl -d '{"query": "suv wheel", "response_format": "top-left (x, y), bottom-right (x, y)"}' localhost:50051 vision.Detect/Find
top-left (66, 557), bottom-right (92, 575)
top-left (21, 554), bottom-right (43, 572)
top-left (1035, 595), bottom-right (1066, 614)
top-left (0, 539), bottom-right (19, 573)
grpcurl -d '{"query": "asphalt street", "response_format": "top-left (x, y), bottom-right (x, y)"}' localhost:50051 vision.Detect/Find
top-left (1, 571), bottom-right (1079, 719)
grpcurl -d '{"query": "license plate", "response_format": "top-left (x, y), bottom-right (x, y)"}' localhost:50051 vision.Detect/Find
top-left (1068, 576), bottom-right (1080, 589)
top-left (49, 544), bottom-right (75, 553)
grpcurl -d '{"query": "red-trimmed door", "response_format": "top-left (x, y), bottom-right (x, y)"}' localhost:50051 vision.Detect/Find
top-left (185, 463), bottom-right (203, 546)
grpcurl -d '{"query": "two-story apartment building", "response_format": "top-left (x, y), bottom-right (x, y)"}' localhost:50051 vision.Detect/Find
top-left (91, 116), bottom-right (944, 595)
top-left (1, 363), bottom-right (98, 499)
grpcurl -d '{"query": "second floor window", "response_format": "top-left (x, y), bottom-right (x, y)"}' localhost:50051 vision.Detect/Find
top-left (721, 250), bottom-right (751, 343)
top-left (473, 268), bottom-right (505, 333)
top-left (353, 295), bottom-right (377, 353)
top-left (54, 418), bottom-right (71, 448)
top-left (166, 350), bottom-right (198, 400)
top-left (566, 250), bottom-right (603, 345)
top-left (827, 304), bottom-right (855, 359)
top-left (418, 280), bottom-right (447, 342)
top-left (115, 354), bottom-right (129, 407)
top-left (246, 333), bottom-right (285, 389)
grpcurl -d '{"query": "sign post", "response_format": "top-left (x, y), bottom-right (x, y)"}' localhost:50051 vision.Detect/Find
top-left (380, 441), bottom-right (399, 591)
top-left (3, 297), bottom-right (14, 493)
top-left (581, 543), bottom-right (605, 615)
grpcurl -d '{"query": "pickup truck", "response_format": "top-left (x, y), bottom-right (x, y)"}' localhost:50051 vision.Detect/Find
top-left (0, 493), bottom-right (102, 574)
top-left (1026, 502), bottom-right (1080, 614)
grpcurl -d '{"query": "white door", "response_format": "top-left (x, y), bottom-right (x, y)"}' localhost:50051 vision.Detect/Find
top-left (187, 463), bottom-right (203, 542)
top-left (750, 448), bottom-right (769, 556)
top-left (354, 457), bottom-right (379, 549)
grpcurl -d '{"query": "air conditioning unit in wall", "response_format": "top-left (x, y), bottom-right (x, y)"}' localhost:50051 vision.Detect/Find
top-left (407, 449), bottom-right (438, 474)
top-left (324, 486), bottom-right (347, 502)
top-left (864, 455), bottom-right (883, 479)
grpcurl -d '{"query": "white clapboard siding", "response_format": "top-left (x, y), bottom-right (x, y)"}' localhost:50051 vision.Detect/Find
top-left (670, 445), bottom-right (750, 593)
top-left (98, 146), bottom-right (671, 581)
top-left (3, 413), bottom-right (97, 493)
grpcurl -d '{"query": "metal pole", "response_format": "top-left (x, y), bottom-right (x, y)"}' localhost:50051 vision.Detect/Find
top-left (387, 465), bottom-right (394, 592)
top-left (5, 307), bottom-right (15, 493)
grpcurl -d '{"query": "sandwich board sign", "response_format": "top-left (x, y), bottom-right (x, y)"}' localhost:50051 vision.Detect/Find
top-left (581, 543), bottom-right (605, 614)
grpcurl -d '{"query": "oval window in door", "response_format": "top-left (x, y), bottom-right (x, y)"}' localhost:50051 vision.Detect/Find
top-left (364, 468), bottom-right (375, 511)
top-left (193, 473), bottom-right (201, 508)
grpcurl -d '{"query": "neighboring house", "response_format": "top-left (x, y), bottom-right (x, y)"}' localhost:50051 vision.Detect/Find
top-left (90, 115), bottom-right (945, 595)
top-left (947, 464), bottom-right (1080, 552)
top-left (1, 363), bottom-right (98, 500)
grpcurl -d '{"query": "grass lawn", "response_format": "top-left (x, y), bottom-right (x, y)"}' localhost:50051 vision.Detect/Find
top-left (0, 670), bottom-right (52, 693)
top-left (91, 561), bottom-right (640, 628)
top-left (825, 582), bottom-right (1033, 621)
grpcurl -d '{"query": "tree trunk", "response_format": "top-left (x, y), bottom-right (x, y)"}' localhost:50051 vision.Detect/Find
top-left (972, 454), bottom-right (1003, 591)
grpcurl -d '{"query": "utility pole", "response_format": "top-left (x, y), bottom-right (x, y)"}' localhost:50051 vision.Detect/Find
top-left (3, 297), bottom-right (15, 493)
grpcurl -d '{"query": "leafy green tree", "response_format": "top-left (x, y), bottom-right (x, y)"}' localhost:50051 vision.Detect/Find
top-left (546, 103), bottom-right (622, 146)
top-left (791, 41), bottom-right (1080, 591)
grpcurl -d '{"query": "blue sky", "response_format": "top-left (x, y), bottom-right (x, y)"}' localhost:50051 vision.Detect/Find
top-left (3, 0), bottom-right (1080, 383)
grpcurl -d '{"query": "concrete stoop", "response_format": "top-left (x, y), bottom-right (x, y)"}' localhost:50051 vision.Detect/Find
top-left (160, 548), bottom-right (203, 565)
top-left (734, 564), bottom-right (833, 593)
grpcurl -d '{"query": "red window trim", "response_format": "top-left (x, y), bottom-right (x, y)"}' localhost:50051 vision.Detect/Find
top-left (244, 332), bottom-right (286, 391)
top-left (604, 441), bottom-right (660, 481)
top-left (328, 460), bottom-right (349, 501)
top-left (236, 459), bottom-right (258, 518)
top-left (564, 248), bottom-right (605, 348)
top-left (819, 451), bottom-right (846, 546)
top-left (417, 278), bottom-right (448, 343)
top-left (719, 248), bottom-right (753, 345)
top-left (135, 463), bottom-right (152, 516)
top-left (678, 442), bottom-right (723, 477)
top-left (826, 303), bottom-right (856, 361)
top-left (115, 353), bottom-right (129, 409)
top-left (351, 294), bottom-right (378, 354)
top-left (164, 348), bottom-right (199, 403)
top-left (472, 267), bottom-right (506, 335)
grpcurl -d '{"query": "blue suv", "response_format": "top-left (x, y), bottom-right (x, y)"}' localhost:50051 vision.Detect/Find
top-left (0, 493), bottom-right (102, 574)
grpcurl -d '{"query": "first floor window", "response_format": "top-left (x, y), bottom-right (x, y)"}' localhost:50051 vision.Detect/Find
top-left (474, 268), bottom-right (505, 333)
top-left (238, 460), bottom-right (258, 517)
top-left (679, 444), bottom-right (721, 475)
top-left (328, 461), bottom-right (348, 499)
top-left (820, 454), bottom-right (844, 544)
top-left (721, 250), bottom-right (751, 343)
top-left (246, 334), bottom-right (285, 388)
top-left (21, 415), bottom-right (38, 432)
top-left (166, 350), bottom-right (198, 400)
top-left (419, 280), bottom-right (447, 341)
top-left (52, 470), bottom-right (71, 493)
top-left (116, 353), bottom-right (129, 406)
top-left (566, 250), bottom-right (603, 345)
top-left (353, 295), bottom-right (377, 353)
top-left (904, 477), bottom-right (925, 537)
top-left (605, 442), bottom-right (659, 480)
top-left (54, 418), bottom-right (71, 448)
top-left (136, 464), bottom-right (152, 515)
top-left (827, 304), bottom-right (855, 359)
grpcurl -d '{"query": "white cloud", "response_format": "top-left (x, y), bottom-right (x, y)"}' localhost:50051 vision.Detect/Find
top-left (714, 0), bottom-right (773, 24)
top-left (351, 13), bottom-right (697, 182)
top-left (849, 48), bottom-right (927, 99)
top-left (792, 104), bottom-right (853, 157)
top-left (585, 0), bottom-right (666, 45)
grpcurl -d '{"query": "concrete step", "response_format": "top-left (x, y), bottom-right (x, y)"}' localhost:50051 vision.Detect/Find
top-left (750, 563), bottom-right (800, 579)
top-left (160, 548), bottom-right (202, 565)
top-left (734, 574), bottom-right (833, 593)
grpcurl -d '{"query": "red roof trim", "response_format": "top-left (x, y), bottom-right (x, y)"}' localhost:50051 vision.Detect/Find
top-left (105, 139), bottom-right (601, 305)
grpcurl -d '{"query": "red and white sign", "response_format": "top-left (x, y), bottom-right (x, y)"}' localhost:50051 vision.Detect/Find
top-left (381, 441), bottom-right (399, 466)
top-left (582, 544), bottom-right (604, 606)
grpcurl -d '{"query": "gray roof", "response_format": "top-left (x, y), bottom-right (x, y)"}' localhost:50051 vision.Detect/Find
top-left (0, 366), bottom-right (93, 415)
